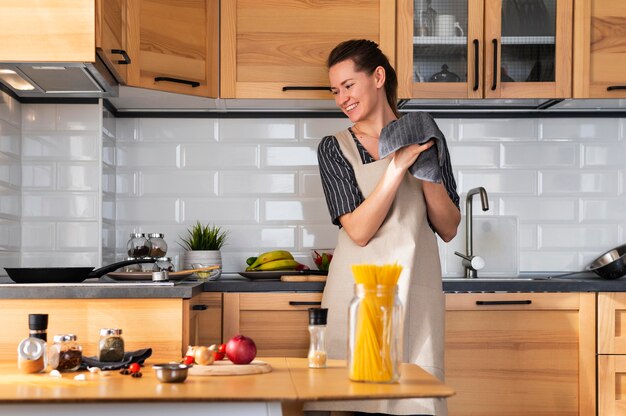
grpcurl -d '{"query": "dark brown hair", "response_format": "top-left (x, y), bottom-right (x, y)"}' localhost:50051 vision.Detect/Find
top-left (327, 39), bottom-right (399, 117)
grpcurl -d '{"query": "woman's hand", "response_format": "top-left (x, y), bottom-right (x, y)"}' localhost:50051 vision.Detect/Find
top-left (389, 140), bottom-right (435, 176)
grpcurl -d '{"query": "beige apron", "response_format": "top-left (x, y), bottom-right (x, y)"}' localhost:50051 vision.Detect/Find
top-left (305, 129), bottom-right (447, 416)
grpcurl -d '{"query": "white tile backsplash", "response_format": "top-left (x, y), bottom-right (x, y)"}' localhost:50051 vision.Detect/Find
top-left (221, 172), bottom-right (295, 195)
top-left (2, 105), bottom-right (626, 275)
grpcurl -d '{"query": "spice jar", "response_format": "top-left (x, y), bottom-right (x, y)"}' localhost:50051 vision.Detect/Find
top-left (49, 334), bottom-right (82, 372)
top-left (307, 308), bottom-right (328, 368)
top-left (123, 257), bottom-right (142, 273)
top-left (99, 328), bottom-right (125, 362)
top-left (153, 256), bottom-right (174, 272)
top-left (348, 284), bottom-right (403, 383)
top-left (17, 314), bottom-right (48, 374)
top-left (147, 233), bottom-right (168, 258)
top-left (126, 233), bottom-right (151, 258)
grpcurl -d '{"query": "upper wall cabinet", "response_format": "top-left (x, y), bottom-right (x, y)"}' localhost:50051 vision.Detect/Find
top-left (573, 0), bottom-right (626, 98)
top-left (96, 0), bottom-right (129, 83)
top-left (220, 0), bottom-right (396, 99)
top-left (126, 0), bottom-right (219, 97)
top-left (397, 0), bottom-right (573, 99)
top-left (0, 1), bottom-right (95, 62)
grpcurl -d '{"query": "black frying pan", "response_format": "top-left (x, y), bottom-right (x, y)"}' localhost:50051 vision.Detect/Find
top-left (587, 244), bottom-right (626, 279)
top-left (549, 244), bottom-right (626, 280)
top-left (4, 259), bottom-right (157, 284)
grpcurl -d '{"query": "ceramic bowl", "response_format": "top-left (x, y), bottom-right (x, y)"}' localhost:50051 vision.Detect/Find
top-left (152, 363), bottom-right (191, 383)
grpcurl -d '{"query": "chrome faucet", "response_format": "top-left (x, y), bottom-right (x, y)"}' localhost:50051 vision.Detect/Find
top-left (454, 187), bottom-right (489, 278)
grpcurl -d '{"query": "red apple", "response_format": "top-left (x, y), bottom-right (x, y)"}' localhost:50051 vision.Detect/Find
top-left (225, 334), bottom-right (257, 364)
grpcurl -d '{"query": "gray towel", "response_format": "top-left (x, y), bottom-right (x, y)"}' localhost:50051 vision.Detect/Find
top-left (378, 112), bottom-right (447, 183)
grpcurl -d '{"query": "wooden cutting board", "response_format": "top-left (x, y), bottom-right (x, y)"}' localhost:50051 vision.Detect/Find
top-left (280, 275), bottom-right (327, 282)
top-left (187, 360), bottom-right (272, 376)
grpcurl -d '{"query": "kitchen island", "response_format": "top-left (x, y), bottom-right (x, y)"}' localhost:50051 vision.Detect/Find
top-left (0, 358), bottom-right (454, 416)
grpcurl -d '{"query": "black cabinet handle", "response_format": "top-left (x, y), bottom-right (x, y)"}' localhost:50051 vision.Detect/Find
top-left (111, 49), bottom-right (131, 65)
top-left (154, 77), bottom-right (200, 88)
top-left (473, 39), bottom-right (479, 91)
top-left (289, 301), bottom-right (322, 306)
top-left (607, 86), bottom-right (626, 91)
top-left (192, 305), bottom-right (208, 311)
top-left (282, 86), bottom-right (332, 92)
top-left (476, 300), bottom-right (532, 306)
top-left (491, 39), bottom-right (498, 91)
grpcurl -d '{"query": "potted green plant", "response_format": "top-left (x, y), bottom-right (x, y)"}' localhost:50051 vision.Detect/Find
top-left (179, 221), bottom-right (228, 280)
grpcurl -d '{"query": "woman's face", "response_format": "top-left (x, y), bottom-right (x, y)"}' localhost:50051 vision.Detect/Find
top-left (329, 59), bottom-right (385, 123)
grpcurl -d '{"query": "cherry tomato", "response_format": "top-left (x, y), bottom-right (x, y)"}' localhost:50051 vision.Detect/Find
top-left (128, 363), bottom-right (141, 374)
top-left (183, 355), bottom-right (195, 365)
top-left (213, 351), bottom-right (225, 361)
top-left (218, 343), bottom-right (227, 354)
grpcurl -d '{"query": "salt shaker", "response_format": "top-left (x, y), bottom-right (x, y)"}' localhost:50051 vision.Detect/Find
top-left (307, 308), bottom-right (328, 368)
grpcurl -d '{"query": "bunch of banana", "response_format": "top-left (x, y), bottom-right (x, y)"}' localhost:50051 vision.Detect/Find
top-left (245, 250), bottom-right (303, 272)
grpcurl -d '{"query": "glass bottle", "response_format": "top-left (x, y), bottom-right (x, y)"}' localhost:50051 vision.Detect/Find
top-left (147, 233), bottom-right (168, 258)
top-left (153, 256), bottom-right (174, 272)
top-left (123, 257), bottom-right (141, 273)
top-left (307, 308), bottom-right (328, 368)
top-left (98, 328), bottom-right (125, 362)
top-left (17, 314), bottom-right (48, 374)
top-left (348, 284), bottom-right (403, 383)
top-left (49, 334), bottom-right (82, 372)
top-left (126, 233), bottom-right (151, 258)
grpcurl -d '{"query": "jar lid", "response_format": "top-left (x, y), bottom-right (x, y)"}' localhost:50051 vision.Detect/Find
top-left (148, 233), bottom-right (164, 238)
top-left (129, 233), bottom-right (145, 238)
top-left (100, 328), bottom-right (122, 336)
top-left (28, 314), bottom-right (48, 330)
top-left (53, 334), bottom-right (77, 342)
top-left (308, 308), bottom-right (328, 325)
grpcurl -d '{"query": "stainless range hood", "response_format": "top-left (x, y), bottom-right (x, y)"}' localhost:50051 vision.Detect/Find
top-left (0, 54), bottom-right (118, 98)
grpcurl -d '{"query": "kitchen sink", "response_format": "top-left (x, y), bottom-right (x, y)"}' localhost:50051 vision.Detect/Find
top-left (442, 277), bottom-right (552, 282)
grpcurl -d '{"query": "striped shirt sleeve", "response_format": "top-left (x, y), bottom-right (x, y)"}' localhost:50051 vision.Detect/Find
top-left (317, 135), bottom-right (364, 226)
top-left (317, 131), bottom-right (460, 229)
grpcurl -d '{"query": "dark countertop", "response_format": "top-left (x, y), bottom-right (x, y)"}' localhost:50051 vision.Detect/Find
top-left (0, 277), bottom-right (204, 299)
top-left (204, 272), bottom-right (626, 293)
top-left (1, 273), bottom-right (625, 299)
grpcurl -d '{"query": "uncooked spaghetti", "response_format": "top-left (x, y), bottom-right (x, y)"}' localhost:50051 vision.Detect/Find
top-left (349, 263), bottom-right (402, 382)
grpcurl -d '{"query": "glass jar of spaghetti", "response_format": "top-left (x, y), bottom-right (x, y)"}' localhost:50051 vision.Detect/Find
top-left (347, 283), bottom-right (403, 383)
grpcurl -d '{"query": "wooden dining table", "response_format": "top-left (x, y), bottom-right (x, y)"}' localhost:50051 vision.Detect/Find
top-left (0, 357), bottom-right (454, 416)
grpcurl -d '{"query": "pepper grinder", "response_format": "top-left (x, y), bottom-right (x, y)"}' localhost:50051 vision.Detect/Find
top-left (307, 308), bottom-right (328, 368)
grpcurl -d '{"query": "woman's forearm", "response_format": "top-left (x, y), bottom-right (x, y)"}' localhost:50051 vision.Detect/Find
top-left (339, 160), bottom-right (406, 246)
top-left (422, 181), bottom-right (461, 242)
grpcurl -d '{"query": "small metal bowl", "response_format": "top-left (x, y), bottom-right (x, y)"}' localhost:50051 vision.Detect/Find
top-left (152, 363), bottom-right (191, 383)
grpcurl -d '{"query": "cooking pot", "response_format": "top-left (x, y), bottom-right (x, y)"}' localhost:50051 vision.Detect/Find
top-left (586, 244), bottom-right (626, 279)
top-left (4, 259), bottom-right (157, 284)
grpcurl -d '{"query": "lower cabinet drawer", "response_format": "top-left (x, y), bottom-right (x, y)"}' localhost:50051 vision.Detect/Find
top-left (599, 355), bottom-right (626, 416)
top-left (222, 292), bottom-right (323, 357)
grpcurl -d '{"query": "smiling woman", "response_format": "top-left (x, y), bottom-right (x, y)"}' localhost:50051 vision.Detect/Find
top-left (308, 39), bottom-right (461, 416)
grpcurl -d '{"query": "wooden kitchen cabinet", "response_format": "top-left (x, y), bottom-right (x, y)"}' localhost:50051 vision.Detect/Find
top-left (597, 293), bottom-right (626, 415)
top-left (222, 292), bottom-right (322, 357)
top-left (445, 292), bottom-right (595, 416)
top-left (126, 0), bottom-right (219, 97)
top-left (96, 0), bottom-right (129, 83)
top-left (0, 0), bottom-right (95, 62)
top-left (189, 292), bottom-right (222, 347)
top-left (0, 298), bottom-right (196, 362)
top-left (397, 0), bottom-right (573, 99)
top-left (573, 0), bottom-right (626, 98)
top-left (220, 0), bottom-right (395, 99)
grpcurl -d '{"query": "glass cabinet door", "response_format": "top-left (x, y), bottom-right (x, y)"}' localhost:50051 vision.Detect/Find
top-left (397, 0), bottom-right (484, 99)
top-left (485, 0), bottom-right (572, 98)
